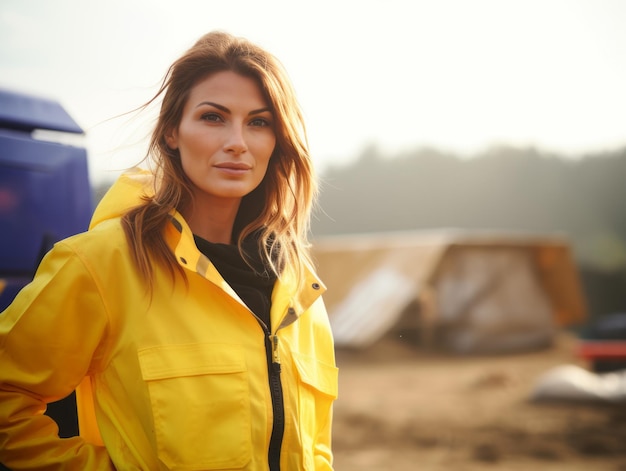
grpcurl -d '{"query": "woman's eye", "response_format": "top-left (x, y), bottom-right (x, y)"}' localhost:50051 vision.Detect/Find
top-left (201, 113), bottom-right (222, 122)
top-left (250, 117), bottom-right (271, 127)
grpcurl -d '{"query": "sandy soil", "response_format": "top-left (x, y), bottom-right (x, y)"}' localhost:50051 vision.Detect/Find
top-left (331, 331), bottom-right (626, 471)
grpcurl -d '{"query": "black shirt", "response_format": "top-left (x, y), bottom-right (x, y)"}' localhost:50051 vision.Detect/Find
top-left (193, 235), bottom-right (276, 329)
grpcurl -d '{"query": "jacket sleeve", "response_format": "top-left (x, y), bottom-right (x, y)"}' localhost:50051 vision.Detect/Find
top-left (314, 402), bottom-right (335, 470)
top-left (312, 302), bottom-right (339, 471)
top-left (0, 241), bottom-right (115, 470)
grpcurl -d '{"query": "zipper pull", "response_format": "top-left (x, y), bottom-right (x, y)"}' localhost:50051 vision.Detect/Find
top-left (271, 334), bottom-right (281, 372)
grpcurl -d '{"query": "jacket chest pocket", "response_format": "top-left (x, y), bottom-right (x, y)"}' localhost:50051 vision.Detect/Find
top-left (139, 344), bottom-right (252, 470)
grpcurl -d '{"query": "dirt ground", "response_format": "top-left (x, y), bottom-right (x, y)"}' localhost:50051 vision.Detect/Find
top-left (331, 331), bottom-right (626, 471)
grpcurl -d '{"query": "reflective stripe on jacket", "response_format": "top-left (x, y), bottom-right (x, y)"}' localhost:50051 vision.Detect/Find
top-left (0, 171), bottom-right (338, 470)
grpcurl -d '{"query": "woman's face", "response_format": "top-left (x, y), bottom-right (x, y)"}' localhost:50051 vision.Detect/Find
top-left (167, 70), bottom-right (276, 207)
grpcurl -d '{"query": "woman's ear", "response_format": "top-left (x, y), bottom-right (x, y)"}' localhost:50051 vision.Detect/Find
top-left (165, 129), bottom-right (179, 150)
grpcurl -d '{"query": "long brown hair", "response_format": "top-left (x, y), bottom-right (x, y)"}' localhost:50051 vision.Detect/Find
top-left (122, 31), bottom-right (317, 290)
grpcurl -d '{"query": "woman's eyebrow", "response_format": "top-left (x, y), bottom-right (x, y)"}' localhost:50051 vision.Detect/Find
top-left (196, 101), bottom-right (228, 112)
top-left (195, 101), bottom-right (272, 116)
top-left (249, 107), bottom-right (272, 116)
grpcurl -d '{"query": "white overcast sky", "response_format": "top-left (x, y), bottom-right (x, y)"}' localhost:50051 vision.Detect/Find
top-left (1, 0), bottom-right (626, 183)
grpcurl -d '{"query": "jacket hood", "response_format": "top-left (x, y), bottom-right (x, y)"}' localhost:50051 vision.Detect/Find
top-left (88, 168), bottom-right (327, 317)
top-left (90, 168), bottom-right (155, 230)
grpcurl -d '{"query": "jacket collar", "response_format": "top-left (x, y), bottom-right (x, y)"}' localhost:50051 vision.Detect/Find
top-left (165, 212), bottom-right (326, 332)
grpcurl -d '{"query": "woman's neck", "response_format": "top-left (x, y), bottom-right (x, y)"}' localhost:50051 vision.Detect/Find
top-left (181, 196), bottom-right (241, 244)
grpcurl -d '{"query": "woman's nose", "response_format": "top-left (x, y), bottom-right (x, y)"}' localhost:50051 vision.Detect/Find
top-left (223, 125), bottom-right (248, 155)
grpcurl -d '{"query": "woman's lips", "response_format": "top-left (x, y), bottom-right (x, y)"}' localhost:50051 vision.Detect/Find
top-left (214, 162), bottom-right (251, 174)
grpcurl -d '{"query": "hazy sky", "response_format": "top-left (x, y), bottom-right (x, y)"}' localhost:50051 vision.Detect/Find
top-left (1, 0), bottom-right (626, 183)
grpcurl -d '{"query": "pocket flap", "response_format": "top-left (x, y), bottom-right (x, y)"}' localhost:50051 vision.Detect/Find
top-left (139, 343), bottom-right (246, 381)
top-left (292, 352), bottom-right (339, 398)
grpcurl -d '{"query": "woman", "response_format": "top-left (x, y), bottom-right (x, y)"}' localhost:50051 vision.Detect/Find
top-left (0, 31), bottom-right (338, 470)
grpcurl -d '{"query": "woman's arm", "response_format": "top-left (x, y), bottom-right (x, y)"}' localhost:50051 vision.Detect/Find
top-left (0, 242), bottom-right (115, 470)
top-left (310, 301), bottom-right (339, 471)
top-left (314, 403), bottom-right (335, 470)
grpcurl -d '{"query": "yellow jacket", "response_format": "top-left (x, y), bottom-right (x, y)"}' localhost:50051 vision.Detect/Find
top-left (0, 171), bottom-right (338, 470)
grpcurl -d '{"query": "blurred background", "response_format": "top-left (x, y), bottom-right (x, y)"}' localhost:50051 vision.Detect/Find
top-left (2, 0), bottom-right (626, 469)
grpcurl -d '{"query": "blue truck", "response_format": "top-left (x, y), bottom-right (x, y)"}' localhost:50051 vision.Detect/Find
top-left (0, 87), bottom-right (92, 452)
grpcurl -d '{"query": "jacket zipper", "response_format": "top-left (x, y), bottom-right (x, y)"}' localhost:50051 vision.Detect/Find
top-left (245, 304), bottom-right (289, 470)
top-left (266, 332), bottom-right (284, 471)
